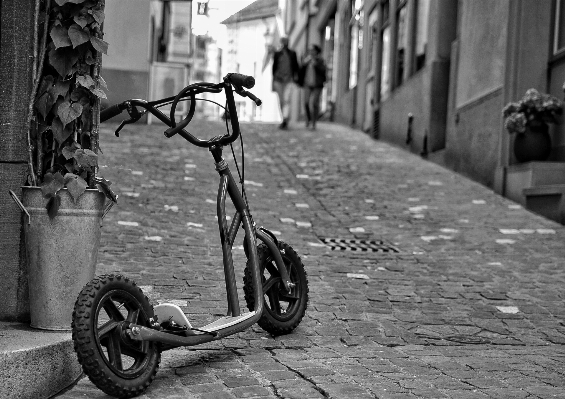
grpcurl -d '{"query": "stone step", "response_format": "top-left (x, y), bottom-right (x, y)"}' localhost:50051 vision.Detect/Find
top-left (523, 184), bottom-right (565, 224)
top-left (0, 322), bottom-right (82, 399)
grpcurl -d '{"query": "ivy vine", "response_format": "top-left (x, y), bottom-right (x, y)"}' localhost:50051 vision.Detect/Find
top-left (31, 0), bottom-right (115, 217)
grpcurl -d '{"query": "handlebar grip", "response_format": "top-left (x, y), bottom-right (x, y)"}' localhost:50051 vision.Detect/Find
top-left (164, 116), bottom-right (190, 138)
top-left (100, 104), bottom-right (124, 122)
top-left (246, 92), bottom-right (262, 106)
top-left (225, 73), bottom-right (255, 89)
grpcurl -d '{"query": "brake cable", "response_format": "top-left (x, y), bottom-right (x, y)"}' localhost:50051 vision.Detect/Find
top-left (223, 100), bottom-right (250, 211)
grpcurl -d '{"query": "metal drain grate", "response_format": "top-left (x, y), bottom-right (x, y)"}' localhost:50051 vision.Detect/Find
top-left (319, 238), bottom-right (400, 253)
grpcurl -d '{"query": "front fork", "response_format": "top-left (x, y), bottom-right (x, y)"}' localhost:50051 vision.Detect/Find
top-left (213, 147), bottom-right (292, 318)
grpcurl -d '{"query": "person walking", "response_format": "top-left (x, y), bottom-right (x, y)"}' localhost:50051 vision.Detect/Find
top-left (272, 37), bottom-right (299, 130)
top-left (300, 44), bottom-right (327, 131)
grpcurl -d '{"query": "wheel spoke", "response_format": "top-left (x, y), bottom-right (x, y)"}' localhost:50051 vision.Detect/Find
top-left (107, 331), bottom-right (124, 371)
top-left (126, 308), bottom-right (140, 324)
top-left (103, 298), bottom-right (126, 322)
top-left (267, 289), bottom-right (282, 315)
top-left (283, 258), bottom-right (295, 278)
top-left (120, 342), bottom-right (148, 359)
top-left (98, 320), bottom-right (120, 340)
top-left (264, 260), bottom-right (279, 277)
top-left (263, 276), bottom-right (281, 292)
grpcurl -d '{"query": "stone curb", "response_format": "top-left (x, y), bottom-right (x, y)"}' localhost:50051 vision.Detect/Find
top-left (0, 322), bottom-right (82, 399)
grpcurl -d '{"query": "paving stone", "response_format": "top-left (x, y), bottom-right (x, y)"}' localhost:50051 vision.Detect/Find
top-left (317, 383), bottom-right (375, 398)
top-left (276, 387), bottom-right (325, 399)
top-left (58, 121), bottom-right (565, 399)
top-left (222, 376), bottom-right (261, 388)
top-left (231, 386), bottom-right (272, 398)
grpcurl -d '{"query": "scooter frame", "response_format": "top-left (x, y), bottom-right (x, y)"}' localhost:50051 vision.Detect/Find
top-left (99, 76), bottom-right (296, 349)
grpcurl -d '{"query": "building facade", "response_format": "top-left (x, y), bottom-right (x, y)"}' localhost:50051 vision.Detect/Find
top-left (221, 0), bottom-right (282, 122)
top-left (285, 0), bottom-right (565, 223)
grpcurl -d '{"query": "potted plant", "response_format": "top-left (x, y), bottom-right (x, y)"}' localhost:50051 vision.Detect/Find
top-left (503, 88), bottom-right (564, 163)
top-left (13, 0), bottom-right (115, 330)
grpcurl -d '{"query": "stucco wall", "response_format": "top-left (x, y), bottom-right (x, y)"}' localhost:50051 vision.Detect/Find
top-left (101, 0), bottom-right (152, 109)
top-left (443, 0), bottom-right (508, 187)
top-left (549, 60), bottom-right (565, 160)
top-left (101, 69), bottom-right (150, 110)
top-left (445, 89), bottom-right (502, 188)
top-left (379, 69), bottom-right (428, 153)
top-left (455, 0), bottom-right (508, 108)
top-left (103, 0), bottom-right (151, 72)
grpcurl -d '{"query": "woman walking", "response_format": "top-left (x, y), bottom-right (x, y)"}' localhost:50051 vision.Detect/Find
top-left (301, 44), bottom-right (327, 130)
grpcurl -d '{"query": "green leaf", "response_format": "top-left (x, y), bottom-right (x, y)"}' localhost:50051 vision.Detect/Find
top-left (58, 100), bottom-right (83, 127)
top-left (73, 14), bottom-right (88, 29)
top-left (94, 176), bottom-right (118, 203)
top-left (62, 142), bottom-right (81, 159)
top-left (89, 9), bottom-right (105, 25)
top-left (51, 117), bottom-right (74, 144)
top-left (77, 74), bottom-right (95, 89)
top-left (52, 79), bottom-right (71, 99)
top-left (50, 25), bottom-right (71, 49)
top-left (84, 49), bottom-right (96, 65)
top-left (79, 95), bottom-right (91, 108)
top-left (90, 36), bottom-right (108, 55)
top-left (89, 87), bottom-right (107, 99)
top-left (76, 61), bottom-right (90, 75)
top-left (68, 24), bottom-right (90, 48)
top-left (46, 194), bottom-right (62, 219)
top-left (70, 86), bottom-right (89, 102)
top-left (37, 75), bottom-right (55, 96)
top-left (64, 162), bottom-right (74, 173)
top-left (73, 148), bottom-right (98, 168)
top-left (64, 173), bottom-right (88, 202)
top-left (41, 172), bottom-right (65, 198)
top-left (55, 0), bottom-right (87, 4)
top-left (49, 47), bottom-right (80, 78)
top-left (35, 91), bottom-right (56, 120)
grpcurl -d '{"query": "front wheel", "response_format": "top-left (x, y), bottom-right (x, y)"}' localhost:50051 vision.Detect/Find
top-left (72, 274), bottom-right (161, 398)
top-left (243, 242), bottom-right (309, 335)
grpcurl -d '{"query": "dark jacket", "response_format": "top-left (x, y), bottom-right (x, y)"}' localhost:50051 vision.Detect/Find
top-left (272, 48), bottom-right (300, 83)
top-left (299, 57), bottom-right (327, 88)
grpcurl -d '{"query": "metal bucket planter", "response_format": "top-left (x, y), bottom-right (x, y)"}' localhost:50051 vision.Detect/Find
top-left (14, 187), bottom-right (106, 330)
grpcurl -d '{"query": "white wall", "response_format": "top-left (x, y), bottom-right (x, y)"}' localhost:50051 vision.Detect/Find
top-left (223, 18), bottom-right (280, 122)
top-left (103, 0), bottom-right (151, 72)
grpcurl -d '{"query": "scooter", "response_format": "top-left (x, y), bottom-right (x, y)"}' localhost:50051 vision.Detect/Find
top-left (71, 73), bottom-right (309, 398)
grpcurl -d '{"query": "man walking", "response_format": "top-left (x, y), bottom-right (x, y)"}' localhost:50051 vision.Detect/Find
top-left (300, 44), bottom-right (327, 130)
top-left (272, 37), bottom-right (299, 130)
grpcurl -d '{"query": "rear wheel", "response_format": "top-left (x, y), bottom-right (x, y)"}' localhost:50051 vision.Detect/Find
top-left (243, 242), bottom-right (309, 335)
top-left (72, 274), bottom-right (160, 398)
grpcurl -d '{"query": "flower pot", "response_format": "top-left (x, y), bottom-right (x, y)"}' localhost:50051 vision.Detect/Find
top-left (513, 122), bottom-right (552, 163)
top-left (21, 187), bottom-right (105, 330)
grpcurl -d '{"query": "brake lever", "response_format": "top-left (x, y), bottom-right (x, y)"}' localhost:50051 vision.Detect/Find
top-left (115, 120), bottom-right (127, 137)
top-left (234, 87), bottom-right (262, 106)
top-left (114, 102), bottom-right (144, 137)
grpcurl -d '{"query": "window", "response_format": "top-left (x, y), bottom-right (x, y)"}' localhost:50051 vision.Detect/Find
top-left (414, 0), bottom-right (429, 71)
top-left (322, 19), bottom-right (335, 114)
top-left (395, 1), bottom-right (409, 86)
top-left (366, 7), bottom-right (379, 77)
top-left (555, 0), bottom-right (565, 53)
top-left (380, 0), bottom-right (391, 99)
top-left (349, 0), bottom-right (364, 89)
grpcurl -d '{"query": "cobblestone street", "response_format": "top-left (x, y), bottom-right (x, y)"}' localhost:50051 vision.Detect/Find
top-left (58, 119), bottom-right (565, 399)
